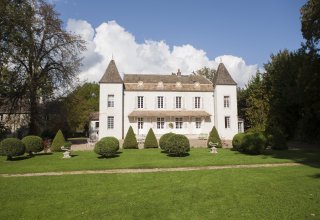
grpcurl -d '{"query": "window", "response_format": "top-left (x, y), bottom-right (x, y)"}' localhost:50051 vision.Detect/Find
top-left (157, 96), bottom-right (164, 108)
top-left (157, 117), bottom-right (164, 129)
top-left (195, 117), bottom-right (201, 129)
top-left (225, 116), bottom-right (230, 129)
top-left (176, 96), bottom-right (182, 109)
top-left (108, 95), bottom-right (114, 107)
top-left (238, 122), bottom-right (244, 133)
top-left (95, 122), bottom-right (99, 128)
top-left (138, 96), bottom-right (144, 108)
top-left (107, 116), bottom-right (114, 129)
top-left (175, 117), bottom-right (183, 129)
top-left (224, 96), bottom-right (230, 108)
top-left (138, 117), bottom-right (143, 129)
top-left (195, 97), bottom-right (201, 109)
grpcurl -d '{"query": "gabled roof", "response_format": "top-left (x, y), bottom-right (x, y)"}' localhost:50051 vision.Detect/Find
top-left (99, 60), bottom-right (123, 83)
top-left (213, 63), bottom-right (237, 86)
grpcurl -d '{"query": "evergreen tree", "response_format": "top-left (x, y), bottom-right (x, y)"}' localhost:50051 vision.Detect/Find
top-left (207, 126), bottom-right (222, 148)
top-left (123, 126), bottom-right (138, 149)
top-left (144, 128), bottom-right (158, 148)
top-left (51, 130), bottom-right (67, 152)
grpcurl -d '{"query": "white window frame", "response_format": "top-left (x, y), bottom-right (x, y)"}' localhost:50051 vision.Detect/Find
top-left (195, 96), bottom-right (201, 109)
top-left (138, 96), bottom-right (144, 109)
top-left (195, 117), bottom-right (201, 129)
top-left (225, 116), bottom-right (230, 129)
top-left (175, 117), bottom-right (183, 129)
top-left (138, 117), bottom-right (143, 129)
top-left (108, 94), bottom-right (114, 107)
top-left (238, 121), bottom-right (244, 133)
top-left (224, 96), bottom-right (230, 108)
top-left (107, 116), bottom-right (114, 129)
top-left (157, 117), bottom-right (164, 129)
top-left (157, 96), bottom-right (164, 109)
top-left (176, 96), bottom-right (182, 109)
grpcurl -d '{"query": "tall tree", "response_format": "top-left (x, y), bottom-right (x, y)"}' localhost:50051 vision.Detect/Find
top-left (0, 0), bottom-right (85, 134)
top-left (65, 82), bottom-right (99, 134)
top-left (301, 0), bottom-right (320, 52)
top-left (193, 67), bottom-right (216, 83)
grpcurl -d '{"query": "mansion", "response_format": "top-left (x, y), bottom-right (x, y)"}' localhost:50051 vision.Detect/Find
top-left (90, 60), bottom-right (243, 141)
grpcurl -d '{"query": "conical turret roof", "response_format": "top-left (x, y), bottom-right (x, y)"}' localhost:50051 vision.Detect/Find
top-left (99, 60), bottom-right (123, 83)
top-left (213, 63), bottom-right (237, 86)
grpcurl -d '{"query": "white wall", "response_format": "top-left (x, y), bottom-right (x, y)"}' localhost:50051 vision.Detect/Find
top-left (89, 120), bottom-right (99, 141)
top-left (123, 91), bottom-right (215, 137)
top-left (99, 83), bottom-right (123, 139)
top-left (214, 85), bottom-right (238, 140)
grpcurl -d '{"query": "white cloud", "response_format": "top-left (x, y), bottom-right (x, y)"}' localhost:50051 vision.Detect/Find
top-left (67, 19), bottom-right (258, 87)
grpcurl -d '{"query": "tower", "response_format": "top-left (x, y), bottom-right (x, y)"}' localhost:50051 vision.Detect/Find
top-left (99, 60), bottom-right (124, 139)
top-left (213, 63), bottom-right (238, 140)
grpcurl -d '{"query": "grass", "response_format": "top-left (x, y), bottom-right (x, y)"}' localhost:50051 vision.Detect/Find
top-left (0, 148), bottom-right (319, 174)
top-left (0, 165), bottom-right (319, 219)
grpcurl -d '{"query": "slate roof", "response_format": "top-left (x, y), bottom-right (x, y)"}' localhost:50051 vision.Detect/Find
top-left (213, 63), bottom-right (237, 86)
top-left (124, 74), bottom-right (212, 84)
top-left (99, 60), bottom-right (123, 83)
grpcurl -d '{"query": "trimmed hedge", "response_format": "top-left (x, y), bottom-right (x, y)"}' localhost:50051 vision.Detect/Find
top-left (22, 135), bottom-right (44, 155)
top-left (94, 136), bottom-right (119, 157)
top-left (123, 126), bottom-right (138, 149)
top-left (232, 133), bottom-right (245, 151)
top-left (144, 128), bottom-right (158, 148)
top-left (207, 126), bottom-right (222, 148)
top-left (51, 130), bottom-right (67, 152)
top-left (241, 132), bottom-right (267, 155)
top-left (166, 134), bottom-right (190, 156)
top-left (159, 132), bottom-right (175, 152)
top-left (0, 138), bottom-right (25, 160)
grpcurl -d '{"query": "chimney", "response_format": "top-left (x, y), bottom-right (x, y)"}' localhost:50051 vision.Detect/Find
top-left (177, 69), bottom-right (181, 76)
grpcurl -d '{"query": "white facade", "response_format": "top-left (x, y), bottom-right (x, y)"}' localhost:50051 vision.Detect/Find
top-left (96, 60), bottom-right (241, 141)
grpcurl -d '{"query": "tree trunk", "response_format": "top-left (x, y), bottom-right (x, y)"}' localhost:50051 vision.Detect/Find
top-left (29, 85), bottom-right (38, 135)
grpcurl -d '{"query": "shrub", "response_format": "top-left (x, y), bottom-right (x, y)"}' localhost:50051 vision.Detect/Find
top-left (22, 136), bottom-right (44, 156)
top-left (269, 128), bottom-right (288, 150)
top-left (51, 130), bottom-right (67, 152)
top-left (166, 134), bottom-right (190, 156)
top-left (159, 132), bottom-right (175, 152)
top-left (241, 132), bottom-right (267, 155)
top-left (0, 138), bottom-right (25, 160)
top-left (94, 136), bottom-right (119, 157)
top-left (144, 128), bottom-right (158, 148)
top-left (123, 126), bottom-right (138, 149)
top-left (232, 133), bottom-right (245, 151)
top-left (207, 126), bottom-right (222, 148)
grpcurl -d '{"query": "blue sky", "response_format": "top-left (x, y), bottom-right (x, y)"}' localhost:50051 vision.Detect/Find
top-left (53, 0), bottom-right (305, 86)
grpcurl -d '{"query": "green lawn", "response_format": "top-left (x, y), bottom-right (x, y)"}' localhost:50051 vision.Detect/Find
top-left (1, 165), bottom-right (319, 219)
top-left (0, 148), bottom-right (319, 174)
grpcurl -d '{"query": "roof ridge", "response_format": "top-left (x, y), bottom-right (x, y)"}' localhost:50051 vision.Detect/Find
top-left (213, 63), bottom-right (237, 86)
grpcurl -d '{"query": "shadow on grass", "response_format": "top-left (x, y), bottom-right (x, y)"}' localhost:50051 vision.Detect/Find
top-left (35, 152), bottom-right (53, 156)
top-left (261, 147), bottom-right (320, 168)
top-left (310, 173), bottom-right (320, 179)
top-left (8, 156), bottom-right (31, 161)
top-left (166, 153), bottom-right (190, 157)
top-left (70, 154), bottom-right (78, 158)
top-left (97, 154), bottom-right (120, 159)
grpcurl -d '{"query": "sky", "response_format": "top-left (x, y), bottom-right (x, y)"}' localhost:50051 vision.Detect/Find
top-left (52, 0), bottom-right (305, 87)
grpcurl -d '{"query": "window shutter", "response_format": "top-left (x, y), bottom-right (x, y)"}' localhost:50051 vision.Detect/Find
top-left (173, 96), bottom-right (176, 109)
top-left (201, 96), bottom-right (204, 109)
top-left (135, 96), bottom-right (137, 109)
top-left (164, 96), bottom-right (166, 109)
top-left (182, 96), bottom-right (185, 109)
top-left (155, 96), bottom-right (157, 109)
top-left (192, 97), bottom-right (195, 109)
top-left (144, 97), bottom-right (146, 109)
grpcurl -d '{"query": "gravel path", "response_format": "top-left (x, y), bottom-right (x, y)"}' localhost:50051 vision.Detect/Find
top-left (1, 163), bottom-right (302, 178)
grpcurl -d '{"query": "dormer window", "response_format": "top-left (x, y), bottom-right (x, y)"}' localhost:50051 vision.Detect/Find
top-left (157, 81), bottom-right (164, 88)
top-left (194, 81), bottom-right (200, 88)
top-left (176, 81), bottom-right (182, 88)
top-left (138, 81), bottom-right (144, 87)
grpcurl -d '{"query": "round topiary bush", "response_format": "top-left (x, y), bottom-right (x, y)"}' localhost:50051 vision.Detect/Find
top-left (94, 136), bottom-right (119, 157)
top-left (232, 133), bottom-right (245, 151)
top-left (123, 126), bottom-right (138, 149)
top-left (144, 128), bottom-right (158, 148)
top-left (207, 126), bottom-right (222, 148)
top-left (159, 132), bottom-right (175, 152)
top-left (0, 138), bottom-right (25, 160)
top-left (241, 132), bottom-right (267, 155)
top-left (51, 130), bottom-right (67, 152)
top-left (22, 135), bottom-right (44, 156)
top-left (166, 134), bottom-right (190, 156)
